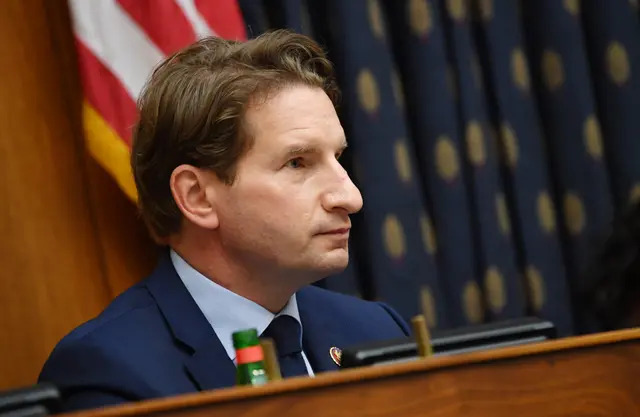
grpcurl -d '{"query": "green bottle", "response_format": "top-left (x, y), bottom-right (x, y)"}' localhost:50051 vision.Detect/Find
top-left (232, 328), bottom-right (269, 386)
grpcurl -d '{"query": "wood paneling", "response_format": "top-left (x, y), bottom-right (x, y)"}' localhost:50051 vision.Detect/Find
top-left (0, 0), bottom-right (156, 389)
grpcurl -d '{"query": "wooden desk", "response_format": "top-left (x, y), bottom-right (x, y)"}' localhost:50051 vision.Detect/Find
top-left (65, 328), bottom-right (640, 417)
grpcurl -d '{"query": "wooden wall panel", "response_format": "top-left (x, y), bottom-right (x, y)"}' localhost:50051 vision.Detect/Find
top-left (0, 0), bottom-right (156, 390)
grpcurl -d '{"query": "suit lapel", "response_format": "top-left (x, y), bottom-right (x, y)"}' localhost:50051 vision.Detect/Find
top-left (184, 339), bottom-right (237, 390)
top-left (297, 287), bottom-right (341, 373)
top-left (145, 252), bottom-right (236, 390)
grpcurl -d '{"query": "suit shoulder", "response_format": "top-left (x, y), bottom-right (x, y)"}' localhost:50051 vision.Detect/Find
top-left (59, 283), bottom-right (157, 344)
top-left (39, 281), bottom-right (175, 402)
top-left (298, 286), bottom-right (410, 335)
top-left (299, 285), bottom-right (385, 313)
top-left (299, 285), bottom-right (370, 307)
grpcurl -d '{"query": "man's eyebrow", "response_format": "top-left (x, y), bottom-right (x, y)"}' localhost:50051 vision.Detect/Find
top-left (283, 145), bottom-right (320, 158)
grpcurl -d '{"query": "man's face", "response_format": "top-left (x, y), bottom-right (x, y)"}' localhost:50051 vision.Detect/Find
top-left (214, 85), bottom-right (363, 281)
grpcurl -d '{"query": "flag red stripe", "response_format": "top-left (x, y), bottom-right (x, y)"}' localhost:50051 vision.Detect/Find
top-left (116, 0), bottom-right (197, 55)
top-left (195, 0), bottom-right (247, 40)
top-left (75, 39), bottom-right (138, 146)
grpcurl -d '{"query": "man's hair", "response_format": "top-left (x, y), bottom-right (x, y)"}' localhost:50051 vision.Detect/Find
top-left (131, 29), bottom-right (340, 239)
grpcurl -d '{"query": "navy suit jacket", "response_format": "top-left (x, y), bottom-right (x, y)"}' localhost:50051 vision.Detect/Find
top-left (39, 254), bottom-right (410, 412)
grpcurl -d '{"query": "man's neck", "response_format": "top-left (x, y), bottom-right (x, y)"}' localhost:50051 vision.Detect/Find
top-left (169, 242), bottom-right (302, 314)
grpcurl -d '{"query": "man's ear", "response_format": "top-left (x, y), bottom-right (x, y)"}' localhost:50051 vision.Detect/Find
top-left (170, 165), bottom-right (219, 230)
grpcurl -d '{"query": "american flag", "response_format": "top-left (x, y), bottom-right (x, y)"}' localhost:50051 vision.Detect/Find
top-left (68, 0), bottom-right (247, 200)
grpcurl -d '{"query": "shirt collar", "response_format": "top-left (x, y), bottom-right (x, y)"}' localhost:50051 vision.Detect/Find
top-left (169, 249), bottom-right (303, 361)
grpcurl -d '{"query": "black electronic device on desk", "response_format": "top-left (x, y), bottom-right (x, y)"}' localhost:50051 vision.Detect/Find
top-left (340, 317), bottom-right (556, 369)
top-left (0, 384), bottom-right (60, 417)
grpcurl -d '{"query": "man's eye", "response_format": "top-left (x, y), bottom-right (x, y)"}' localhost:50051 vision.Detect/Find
top-left (286, 157), bottom-right (305, 169)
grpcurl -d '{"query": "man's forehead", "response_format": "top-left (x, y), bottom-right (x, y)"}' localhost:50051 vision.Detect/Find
top-left (250, 123), bottom-right (346, 152)
top-left (243, 85), bottom-right (345, 150)
top-left (284, 126), bottom-right (347, 143)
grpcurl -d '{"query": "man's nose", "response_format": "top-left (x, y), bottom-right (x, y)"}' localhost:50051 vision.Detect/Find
top-left (321, 164), bottom-right (363, 214)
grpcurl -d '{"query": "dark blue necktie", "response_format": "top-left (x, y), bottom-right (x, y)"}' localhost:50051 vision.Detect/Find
top-left (261, 315), bottom-right (308, 378)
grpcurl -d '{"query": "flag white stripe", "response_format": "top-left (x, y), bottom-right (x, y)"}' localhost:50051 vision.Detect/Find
top-left (68, 0), bottom-right (165, 100)
top-left (174, 0), bottom-right (217, 39)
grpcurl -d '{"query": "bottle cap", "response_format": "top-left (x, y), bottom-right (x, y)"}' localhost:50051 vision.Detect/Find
top-left (232, 328), bottom-right (259, 350)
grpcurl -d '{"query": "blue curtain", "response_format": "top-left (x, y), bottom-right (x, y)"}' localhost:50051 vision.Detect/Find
top-left (237, 0), bottom-right (640, 335)
top-left (521, 0), bottom-right (615, 331)
top-left (582, 0), bottom-right (640, 209)
top-left (385, 0), bottom-right (480, 327)
top-left (442, 0), bottom-right (526, 323)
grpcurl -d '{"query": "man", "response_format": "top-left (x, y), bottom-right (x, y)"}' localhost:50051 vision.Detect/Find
top-left (39, 30), bottom-right (409, 412)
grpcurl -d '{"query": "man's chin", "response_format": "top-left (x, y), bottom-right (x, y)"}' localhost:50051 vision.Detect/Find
top-left (288, 249), bottom-right (350, 280)
top-left (314, 250), bottom-right (350, 274)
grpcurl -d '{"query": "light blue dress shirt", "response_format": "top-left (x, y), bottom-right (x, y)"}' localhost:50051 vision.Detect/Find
top-left (170, 250), bottom-right (314, 376)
